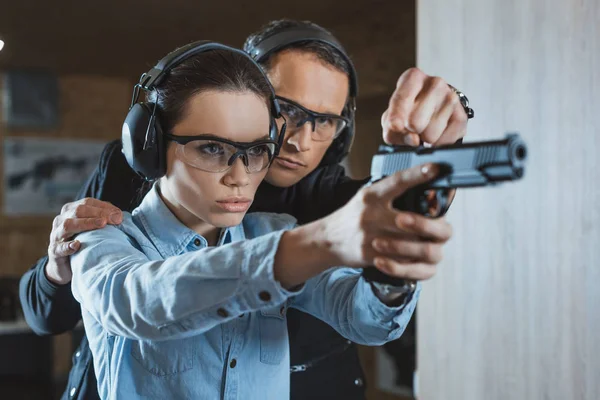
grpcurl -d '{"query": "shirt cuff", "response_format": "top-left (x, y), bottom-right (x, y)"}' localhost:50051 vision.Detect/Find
top-left (361, 276), bottom-right (421, 325)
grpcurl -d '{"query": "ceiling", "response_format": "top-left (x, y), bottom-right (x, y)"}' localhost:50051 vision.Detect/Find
top-left (0, 0), bottom-right (415, 97)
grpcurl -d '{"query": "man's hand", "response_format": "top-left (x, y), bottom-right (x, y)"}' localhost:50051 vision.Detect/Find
top-left (45, 198), bottom-right (123, 285)
top-left (322, 163), bottom-right (453, 281)
top-left (381, 67), bottom-right (469, 147)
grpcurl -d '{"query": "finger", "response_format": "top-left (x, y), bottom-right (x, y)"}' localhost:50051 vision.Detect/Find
top-left (420, 90), bottom-right (457, 144)
top-left (374, 257), bottom-right (437, 281)
top-left (51, 240), bottom-right (81, 258)
top-left (52, 217), bottom-right (107, 242)
top-left (433, 106), bottom-right (468, 147)
top-left (394, 213), bottom-right (453, 243)
top-left (406, 77), bottom-right (449, 136)
top-left (52, 240), bottom-right (81, 258)
top-left (400, 133), bottom-right (421, 146)
top-left (65, 198), bottom-right (121, 215)
top-left (68, 204), bottom-right (122, 225)
top-left (62, 199), bottom-right (122, 225)
top-left (382, 68), bottom-right (427, 144)
top-left (370, 163), bottom-right (440, 202)
top-left (372, 238), bottom-right (443, 264)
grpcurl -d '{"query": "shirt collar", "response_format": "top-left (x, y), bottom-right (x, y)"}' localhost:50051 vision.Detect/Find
top-left (133, 184), bottom-right (245, 258)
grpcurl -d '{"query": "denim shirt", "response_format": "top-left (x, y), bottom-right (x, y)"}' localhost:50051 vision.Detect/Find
top-left (70, 184), bottom-right (420, 400)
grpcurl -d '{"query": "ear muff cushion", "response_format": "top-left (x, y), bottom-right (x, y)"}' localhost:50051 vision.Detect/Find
top-left (122, 102), bottom-right (166, 180)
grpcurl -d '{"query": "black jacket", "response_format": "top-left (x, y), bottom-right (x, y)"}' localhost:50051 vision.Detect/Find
top-left (19, 140), bottom-right (370, 400)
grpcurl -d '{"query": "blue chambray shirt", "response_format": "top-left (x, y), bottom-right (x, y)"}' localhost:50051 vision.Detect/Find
top-left (70, 184), bottom-right (420, 400)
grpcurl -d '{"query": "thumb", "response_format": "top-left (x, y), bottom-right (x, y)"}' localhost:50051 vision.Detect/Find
top-left (52, 240), bottom-right (81, 258)
top-left (372, 163), bottom-right (440, 202)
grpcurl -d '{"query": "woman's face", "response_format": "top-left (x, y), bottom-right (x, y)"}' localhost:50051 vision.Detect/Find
top-left (160, 90), bottom-right (271, 231)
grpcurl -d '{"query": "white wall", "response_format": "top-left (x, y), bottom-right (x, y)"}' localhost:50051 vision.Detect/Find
top-left (415, 0), bottom-right (599, 399)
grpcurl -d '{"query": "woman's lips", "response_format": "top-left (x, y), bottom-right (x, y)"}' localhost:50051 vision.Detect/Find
top-left (215, 197), bottom-right (252, 213)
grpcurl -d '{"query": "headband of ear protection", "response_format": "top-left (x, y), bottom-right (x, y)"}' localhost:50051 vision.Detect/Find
top-left (122, 40), bottom-right (285, 181)
top-left (247, 26), bottom-right (359, 165)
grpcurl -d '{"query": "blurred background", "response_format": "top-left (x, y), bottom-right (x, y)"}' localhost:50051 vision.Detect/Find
top-left (0, 0), bottom-right (598, 399)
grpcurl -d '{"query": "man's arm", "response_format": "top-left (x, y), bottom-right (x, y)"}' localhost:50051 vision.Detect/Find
top-left (19, 256), bottom-right (82, 335)
top-left (19, 166), bottom-right (102, 334)
top-left (19, 140), bottom-right (136, 335)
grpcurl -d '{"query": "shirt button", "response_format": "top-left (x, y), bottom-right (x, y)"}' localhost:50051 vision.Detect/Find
top-left (70, 387), bottom-right (77, 397)
top-left (354, 378), bottom-right (363, 387)
top-left (75, 351), bottom-right (81, 358)
top-left (258, 291), bottom-right (271, 302)
top-left (217, 308), bottom-right (229, 318)
top-left (193, 238), bottom-right (201, 246)
top-left (230, 359), bottom-right (237, 368)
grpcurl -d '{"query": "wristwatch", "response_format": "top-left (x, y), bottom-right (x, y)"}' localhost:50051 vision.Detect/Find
top-left (370, 280), bottom-right (417, 306)
top-left (448, 84), bottom-right (475, 119)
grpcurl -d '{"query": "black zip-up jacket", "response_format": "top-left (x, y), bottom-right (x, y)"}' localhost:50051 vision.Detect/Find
top-left (19, 139), bottom-right (371, 400)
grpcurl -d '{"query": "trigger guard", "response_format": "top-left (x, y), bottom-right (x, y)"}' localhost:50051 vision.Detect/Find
top-left (418, 188), bottom-right (452, 218)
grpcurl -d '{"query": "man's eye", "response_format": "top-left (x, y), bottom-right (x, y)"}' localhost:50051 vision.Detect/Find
top-left (316, 116), bottom-right (335, 127)
top-left (281, 104), bottom-right (302, 119)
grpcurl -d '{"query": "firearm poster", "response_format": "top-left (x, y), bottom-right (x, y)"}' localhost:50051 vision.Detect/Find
top-left (3, 137), bottom-right (105, 216)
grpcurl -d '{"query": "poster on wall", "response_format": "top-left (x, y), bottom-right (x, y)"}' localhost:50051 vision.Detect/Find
top-left (3, 137), bottom-right (106, 216)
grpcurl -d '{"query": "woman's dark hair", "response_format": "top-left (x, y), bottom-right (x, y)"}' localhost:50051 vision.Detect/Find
top-left (147, 48), bottom-right (274, 135)
top-left (243, 19), bottom-right (352, 78)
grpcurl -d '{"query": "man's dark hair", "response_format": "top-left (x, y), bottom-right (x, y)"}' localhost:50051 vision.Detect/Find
top-left (243, 19), bottom-right (352, 78)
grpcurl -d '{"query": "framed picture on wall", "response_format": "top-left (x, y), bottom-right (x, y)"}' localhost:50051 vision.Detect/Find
top-left (3, 137), bottom-right (106, 216)
top-left (2, 69), bottom-right (59, 130)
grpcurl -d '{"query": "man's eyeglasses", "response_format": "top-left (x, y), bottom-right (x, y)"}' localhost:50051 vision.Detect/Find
top-left (164, 134), bottom-right (278, 173)
top-left (275, 96), bottom-right (349, 142)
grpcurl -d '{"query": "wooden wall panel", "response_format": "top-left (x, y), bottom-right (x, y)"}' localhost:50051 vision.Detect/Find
top-left (0, 73), bottom-right (131, 378)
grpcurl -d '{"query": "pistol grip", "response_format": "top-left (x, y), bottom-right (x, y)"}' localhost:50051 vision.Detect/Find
top-left (361, 187), bottom-right (453, 285)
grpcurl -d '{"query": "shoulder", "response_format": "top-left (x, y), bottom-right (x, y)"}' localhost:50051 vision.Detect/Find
top-left (242, 212), bottom-right (297, 238)
top-left (75, 212), bottom-right (148, 249)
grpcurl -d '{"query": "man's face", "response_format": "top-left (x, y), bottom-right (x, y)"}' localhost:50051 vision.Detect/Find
top-left (265, 50), bottom-right (350, 188)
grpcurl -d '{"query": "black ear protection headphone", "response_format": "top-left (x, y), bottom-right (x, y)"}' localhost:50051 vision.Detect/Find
top-left (247, 27), bottom-right (359, 165)
top-left (122, 40), bottom-right (285, 181)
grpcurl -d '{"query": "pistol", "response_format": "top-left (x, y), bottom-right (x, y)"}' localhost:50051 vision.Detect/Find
top-left (362, 133), bottom-right (528, 285)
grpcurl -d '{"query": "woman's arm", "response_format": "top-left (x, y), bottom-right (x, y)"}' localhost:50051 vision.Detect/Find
top-left (72, 164), bottom-right (451, 341)
top-left (290, 267), bottom-right (420, 346)
top-left (70, 219), bottom-right (301, 341)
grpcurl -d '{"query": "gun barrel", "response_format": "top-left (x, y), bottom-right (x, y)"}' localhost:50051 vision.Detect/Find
top-left (370, 134), bottom-right (528, 189)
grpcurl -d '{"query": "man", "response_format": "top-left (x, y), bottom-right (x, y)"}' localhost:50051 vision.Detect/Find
top-left (19, 19), bottom-right (470, 400)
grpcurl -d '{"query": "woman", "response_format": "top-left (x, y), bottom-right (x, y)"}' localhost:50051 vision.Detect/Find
top-left (70, 42), bottom-right (430, 400)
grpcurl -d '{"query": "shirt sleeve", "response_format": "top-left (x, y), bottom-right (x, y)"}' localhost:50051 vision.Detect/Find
top-left (70, 221), bottom-right (301, 341)
top-left (290, 267), bottom-right (420, 346)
